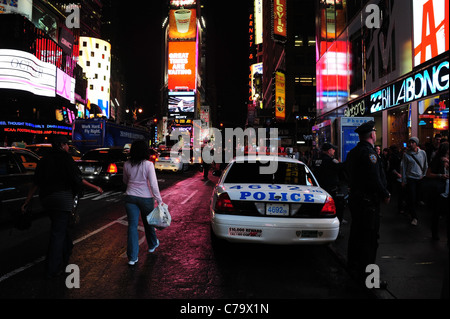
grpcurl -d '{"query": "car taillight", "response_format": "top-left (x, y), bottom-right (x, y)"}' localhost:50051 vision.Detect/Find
top-left (320, 196), bottom-right (336, 217)
top-left (107, 163), bottom-right (118, 174)
top-left (214, 192), bottom-right (234, 213)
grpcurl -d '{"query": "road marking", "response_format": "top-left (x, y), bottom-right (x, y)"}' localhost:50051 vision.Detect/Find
top-left (0, 174), bottom-right (206, 282)
top-left (0, 215), bottom-right (128, 283)
top-left (181, 190), bottom-right (198, 205)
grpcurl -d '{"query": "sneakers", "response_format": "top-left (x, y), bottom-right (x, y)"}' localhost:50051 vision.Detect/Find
top-left (411, 218), bottom-right (418, 226)
top-left (128, 257), bottom-right (138, 266)
top-left (148, 239), bottom-right (160, 253)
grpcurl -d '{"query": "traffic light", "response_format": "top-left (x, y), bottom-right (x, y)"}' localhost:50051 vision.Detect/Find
top-left (153, 118), bottom-right (158, 124)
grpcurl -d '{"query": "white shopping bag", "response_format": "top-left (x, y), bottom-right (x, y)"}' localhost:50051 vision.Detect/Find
top-left (146, 203), bottom-right (171, 230)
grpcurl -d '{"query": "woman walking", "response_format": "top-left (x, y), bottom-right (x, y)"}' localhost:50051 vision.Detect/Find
top-left (123, 140), bottom-right (164, 265)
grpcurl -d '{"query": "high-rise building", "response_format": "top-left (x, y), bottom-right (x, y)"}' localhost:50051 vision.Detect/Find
top-left (161, 0), bottom-right (208, 145)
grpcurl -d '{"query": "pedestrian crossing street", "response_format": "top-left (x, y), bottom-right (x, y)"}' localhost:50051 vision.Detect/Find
top-left (80, 179), bottom-right (167, 203)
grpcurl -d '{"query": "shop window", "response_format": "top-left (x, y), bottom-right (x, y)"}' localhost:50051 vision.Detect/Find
top-left (388, 105), bottom-right (410, 148)
top-left (418, 96), bottom-right (449, 143)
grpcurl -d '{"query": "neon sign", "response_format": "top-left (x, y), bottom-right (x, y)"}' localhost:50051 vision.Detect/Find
top-left (370, 60), bottom-right (449, 113)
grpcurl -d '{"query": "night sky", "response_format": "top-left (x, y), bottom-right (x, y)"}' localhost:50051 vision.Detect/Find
top-left (115, 0), bottom-right (250, 126)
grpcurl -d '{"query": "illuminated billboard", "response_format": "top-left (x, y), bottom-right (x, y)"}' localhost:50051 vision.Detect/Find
top-left (0, 49), bottom-right (56, 97)
top-left (170, 0), bottom-right (196, 7)
top-left (274, 71), bottom-right (286, 120)
top-left (168, 94), bottom-right (195, 118)
top-left (413, 0), bottom-right (449, 67)
top-left (169, 8), bottom-right (197, 39)
top-left (56, 68), bottom-right (76, 103)
top-left (78, 37), bottom-right (111, 118)
top-left (273, 0), bottom-right (287, 42)
top-left (168, 41), bottom-right (196, 91)
top-left (0, 0), bottom-right (32, 20)
top-left (255, 0), bottom-right (263, 45)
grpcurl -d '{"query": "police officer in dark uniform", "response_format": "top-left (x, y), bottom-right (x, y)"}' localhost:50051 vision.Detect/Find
top-left (345, 120), bottom-right (390, 286)
top-left (313, 142), bottom-right (345, 223)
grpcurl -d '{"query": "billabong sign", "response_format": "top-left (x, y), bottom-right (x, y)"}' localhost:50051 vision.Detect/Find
top-left (369, 60), bottom-right (449, 114)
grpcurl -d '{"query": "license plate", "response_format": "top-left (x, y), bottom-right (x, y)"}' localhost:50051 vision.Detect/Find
top-left (266, 203), bottom-right (289, 216)
top-left (85, 167), bottom-right (95, 173)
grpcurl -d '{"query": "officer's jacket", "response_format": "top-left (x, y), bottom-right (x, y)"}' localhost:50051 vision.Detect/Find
top-left (314, 153), bottom-right (342, 193)
top-left (345, 141), bottom-right (390, 199)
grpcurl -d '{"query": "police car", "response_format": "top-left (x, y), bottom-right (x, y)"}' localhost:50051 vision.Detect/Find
top-left (210, 155), bottom-right (340, 245)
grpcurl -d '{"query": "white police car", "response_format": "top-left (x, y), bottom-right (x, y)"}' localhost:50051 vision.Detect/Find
top-left (210, 155), bottom-right (339, 245)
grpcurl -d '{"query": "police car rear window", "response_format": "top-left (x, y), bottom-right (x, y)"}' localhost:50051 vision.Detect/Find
top-left (224, 161), bottom-right (317, 186)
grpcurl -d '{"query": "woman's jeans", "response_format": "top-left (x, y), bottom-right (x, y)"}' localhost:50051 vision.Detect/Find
top-left (124, 195), bottom-right (158, 261)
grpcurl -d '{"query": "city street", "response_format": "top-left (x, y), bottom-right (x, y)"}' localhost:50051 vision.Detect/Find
top-left (0, 168), bottom-right (373, 300)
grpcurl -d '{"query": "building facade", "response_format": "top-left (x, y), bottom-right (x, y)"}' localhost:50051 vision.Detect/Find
top-left (315, 0), bottom-right (448, 160)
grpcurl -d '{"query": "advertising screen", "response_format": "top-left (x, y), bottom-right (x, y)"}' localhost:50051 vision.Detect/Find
top-left (0, 0), bottom-right (32, 20)
top-left (413, 0), bottom-right (449, 67)
top-left (56, 68), bottom-right (76, 103)
top-left (168, 94), bottom-right (195, 118)
top-left (0, 49), bottom-right (56, 97)
top-left (274, 71), bottom-right (286, 120)
top-left (168, 41), bottom-right (196, 91)
top-left (169, 8), bottom-right (197, 39)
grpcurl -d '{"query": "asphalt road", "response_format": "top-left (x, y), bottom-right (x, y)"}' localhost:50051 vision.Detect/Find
top-left (0, 168), bottom-right (374, 303)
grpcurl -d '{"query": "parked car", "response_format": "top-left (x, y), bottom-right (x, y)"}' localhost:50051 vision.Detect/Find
top-left (0, 147), bottom-right (42, 225)
top-left (210, 155), bottom-right (339, 246)
top-left (76, 147), bottom-right (129, 189)
top-left (155, 150), bottom-right (189, 172)
top-left (26, 143), bottom-right (83, 161)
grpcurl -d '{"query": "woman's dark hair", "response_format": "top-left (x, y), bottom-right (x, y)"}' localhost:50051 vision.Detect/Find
top-left (129, 140), bottom-right (150, 166)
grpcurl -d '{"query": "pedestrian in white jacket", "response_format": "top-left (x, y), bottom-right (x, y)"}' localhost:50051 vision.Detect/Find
top-left (401, 137), bottom-right (428, 226)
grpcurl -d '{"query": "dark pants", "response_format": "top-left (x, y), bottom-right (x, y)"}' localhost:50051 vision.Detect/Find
top-left (46, 210), bottom-right (73, 278)
top-left (203, 162), bottom-right (210, 179)
top-left (347, 195), bottom-right (380, 283)
top-left (405, 178), bottom-right (422, 220)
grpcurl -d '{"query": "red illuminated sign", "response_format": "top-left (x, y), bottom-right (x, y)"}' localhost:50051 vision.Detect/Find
top-left (273, 0), bottom-right (287, 39)
top-left (413, 0), bottom-right (449, 66)
top-left (168, 42), bottom-right (196, 91)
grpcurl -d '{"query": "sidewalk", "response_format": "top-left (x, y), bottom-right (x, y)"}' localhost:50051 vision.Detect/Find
top-left (329, 193), bottom-right (449, 299)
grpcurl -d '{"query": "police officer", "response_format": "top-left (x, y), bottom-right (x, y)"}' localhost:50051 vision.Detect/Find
top-left (313, 142), bottom-right (345, 223)
top-left (345, 120), bottom-right (390, 286)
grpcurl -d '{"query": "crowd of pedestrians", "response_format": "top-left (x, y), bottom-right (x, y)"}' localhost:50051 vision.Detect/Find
top-left (312, 121), bottom-right (448, 288)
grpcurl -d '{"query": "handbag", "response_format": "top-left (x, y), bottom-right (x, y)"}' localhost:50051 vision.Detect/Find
top-left (146, 203), bottom-right (171, 230)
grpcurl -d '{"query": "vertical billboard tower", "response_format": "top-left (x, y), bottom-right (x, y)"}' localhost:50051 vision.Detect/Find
top-left (78, 37), bottom-right (112, 118)
top-left (166, 0), bottom-right (199, 143)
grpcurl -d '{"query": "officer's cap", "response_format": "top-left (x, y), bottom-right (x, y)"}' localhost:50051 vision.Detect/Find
top-left (322, 142), bottom-right (337, 151)
top-left (355, 120), bottom-right (376, 135)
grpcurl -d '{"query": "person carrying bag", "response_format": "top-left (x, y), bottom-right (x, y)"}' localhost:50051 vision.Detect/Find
top-left (123, 140), bottom-right (165, 266)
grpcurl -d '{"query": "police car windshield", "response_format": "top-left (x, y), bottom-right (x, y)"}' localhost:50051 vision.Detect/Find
top-left (224, 161), bottom-right (317, 186)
